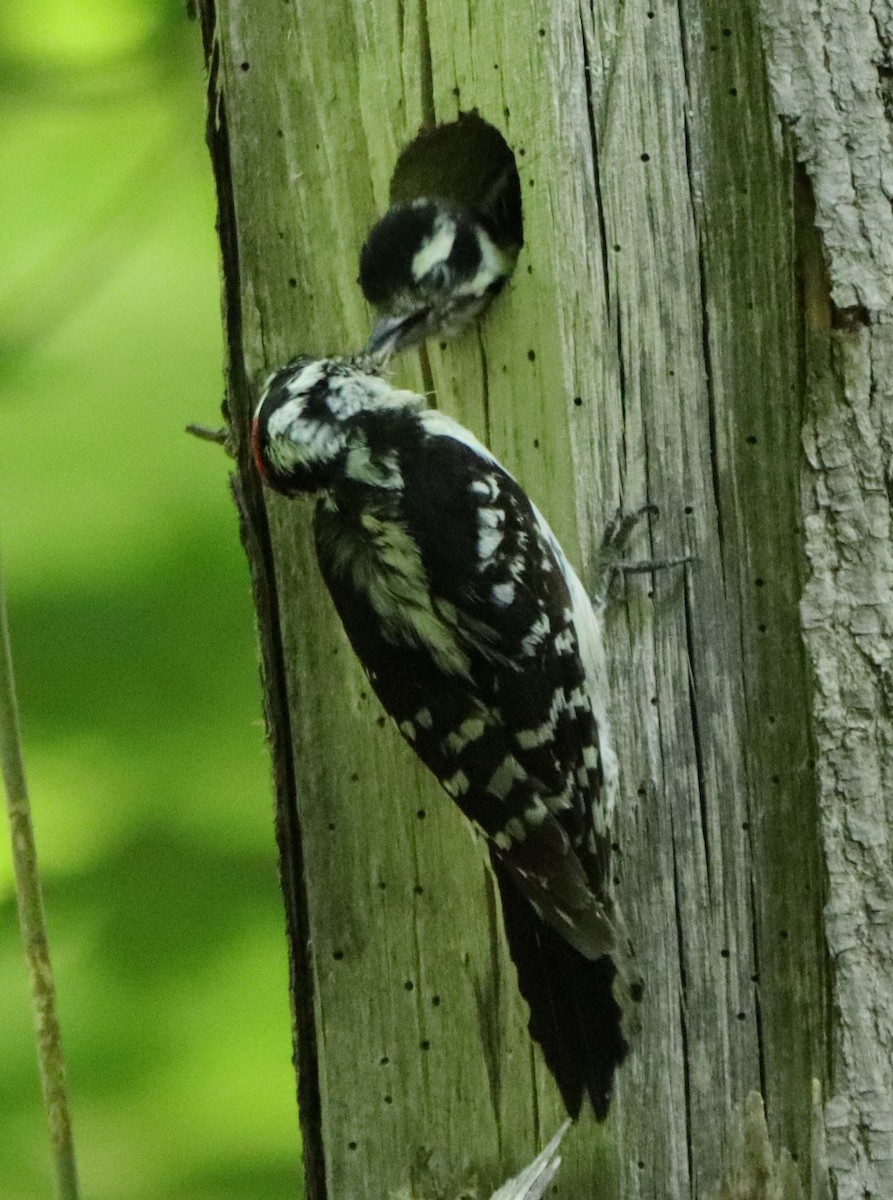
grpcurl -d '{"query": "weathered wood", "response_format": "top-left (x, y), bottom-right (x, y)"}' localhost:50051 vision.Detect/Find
top-left (195, 1), bottom-right (891, 1197)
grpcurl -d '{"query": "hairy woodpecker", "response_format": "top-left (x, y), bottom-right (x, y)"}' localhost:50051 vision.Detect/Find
top-left (359, 113), bottom-right (523, 356)
top-left (253, 356), bottom-right (640, 1118)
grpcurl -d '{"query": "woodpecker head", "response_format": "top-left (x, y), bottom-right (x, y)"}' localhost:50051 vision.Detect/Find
top-left (359, 199), bottom-right (516, 356)
top-left (252, 356), bottom-right (425, 495)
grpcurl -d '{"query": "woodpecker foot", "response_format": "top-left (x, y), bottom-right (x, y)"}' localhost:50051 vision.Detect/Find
top-left (186, 423), bottom-right (234, 455)
top-left (592, 505), bottom-right (691, 607)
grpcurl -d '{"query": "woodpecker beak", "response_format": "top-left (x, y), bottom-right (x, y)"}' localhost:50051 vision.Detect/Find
top-left (366, 310), bottom-right (429, 357)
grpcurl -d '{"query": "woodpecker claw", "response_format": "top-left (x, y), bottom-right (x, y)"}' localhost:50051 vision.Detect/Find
top-left (592, 504), bottom-right (691, 608)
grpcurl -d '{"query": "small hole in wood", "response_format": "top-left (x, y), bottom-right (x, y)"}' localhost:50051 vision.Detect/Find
top-left (573, 396), bottom-right (583, 407)
top-left (420, 1039), bottom-right (431, 1051)
top-left (404, 980), bottom-right (414, 991)
top-left (413, 884), bottom-right (424, 895)
top-left (380, 1056), bottom-right (390, 1066)
top-left (384, 1095), bottom-right (393, 1104)
top-left (527, 349), bottom-right (536, 362)
top-left (417, 809), bottom-right (426, 820)
top-left (720, 948), bottom-right (730, 958)
top-left (240, 61), bottom-right (250, 71)
top-left (640, 152), bottom-right (651, 162)
top-left (755, 577), bottom-right (765, 588)
top-left (432, 995), bottom-right (441, 1007)
top-left (348, 1141), bottom-right (357, 1151)
top-left (736, 1011), bottom-right (746, 1021)
top-left (746, 434), bottom-right (757, 444)
top-left (332, 950), bottom-right (344, 961)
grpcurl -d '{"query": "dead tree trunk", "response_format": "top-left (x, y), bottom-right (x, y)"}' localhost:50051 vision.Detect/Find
top-left (194, 1), bottom-right (892, 1197)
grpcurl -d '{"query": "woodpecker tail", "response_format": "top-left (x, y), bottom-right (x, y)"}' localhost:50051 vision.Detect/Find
top-left (491, 852), bottom-right (638, 1119)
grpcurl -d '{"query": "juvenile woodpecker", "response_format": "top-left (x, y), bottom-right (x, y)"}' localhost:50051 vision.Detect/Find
top-left (359, 112), bottom-right (523, 356)
top-left (253, 356), bottom-right (640, 1118)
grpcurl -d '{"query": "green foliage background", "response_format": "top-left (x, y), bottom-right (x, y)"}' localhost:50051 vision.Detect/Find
top-left (0, 3), bottom-right (299, 1196)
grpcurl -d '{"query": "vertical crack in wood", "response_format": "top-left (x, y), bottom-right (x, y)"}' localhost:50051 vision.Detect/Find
top-left (577, 2), bottom-right (612, 303)
top-left (682, 581), bottom-right (711, 894)
top-left (747, 874), bottom-right (768, 1103)
top-left (675, 1), bottom-right (725, 560)
top-left (577, 2), bottom-right (629, 478)
top-left (478, 334), bottom-right (493, 445)
top-left (671, 827), bottom-right (696, 1193)
top-left (195, 5), bottom-right (327, 1198)
top-left (418, 0), bottom-right (435, 128)
top-left (476, 867), bottom-right (507, 1147)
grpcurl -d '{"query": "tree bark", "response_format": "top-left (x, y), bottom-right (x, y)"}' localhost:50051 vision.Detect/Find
top-left (194, 1), bottom-right (891, 1197)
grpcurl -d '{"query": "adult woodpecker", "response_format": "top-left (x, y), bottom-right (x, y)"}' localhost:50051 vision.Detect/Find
top-left (252, 355), bottom-right (641, 1118)
top-left (359, 113), bottom-right (523, 356)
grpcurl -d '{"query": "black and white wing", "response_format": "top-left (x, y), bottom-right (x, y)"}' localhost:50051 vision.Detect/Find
top-left (313, 413), bottom-right (632, 1116)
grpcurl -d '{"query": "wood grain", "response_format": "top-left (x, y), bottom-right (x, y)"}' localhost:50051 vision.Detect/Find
top-left (195, 1), bottom-right (891, 1196)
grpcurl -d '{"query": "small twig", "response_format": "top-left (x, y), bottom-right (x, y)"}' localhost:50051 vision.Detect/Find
top-left (0, 562), bottom-right (80, 1200)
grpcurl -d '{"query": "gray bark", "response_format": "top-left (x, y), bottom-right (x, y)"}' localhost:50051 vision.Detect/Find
top-left (195, 1), bottom-right (892, 1197)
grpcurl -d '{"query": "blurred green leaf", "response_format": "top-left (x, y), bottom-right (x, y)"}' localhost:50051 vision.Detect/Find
top-left (0, 7), bottom-right (301, 1199)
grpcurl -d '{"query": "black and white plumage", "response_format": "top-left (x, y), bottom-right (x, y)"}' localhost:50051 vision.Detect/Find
top-left (359, 113), bottom-right (523, 355)
top-left (253, 356), bottom-right (639, 1118)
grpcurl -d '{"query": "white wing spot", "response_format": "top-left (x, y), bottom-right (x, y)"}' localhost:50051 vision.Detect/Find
top-left (491, 581), bottom-right (515, 606)
top-left (487, 755), bottom-right (527, 799)
top-left (442, 716), bottom-right (488, 754)
top-left (523, 798), bottom-right (550, 826)
top-left (443, 769), bottom-right (470, 796)
top-left (521, 612), bottom-right (550, 655)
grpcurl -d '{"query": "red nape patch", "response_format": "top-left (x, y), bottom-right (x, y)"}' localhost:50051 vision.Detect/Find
top-left (251, 417), bottom-right (266, 479)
